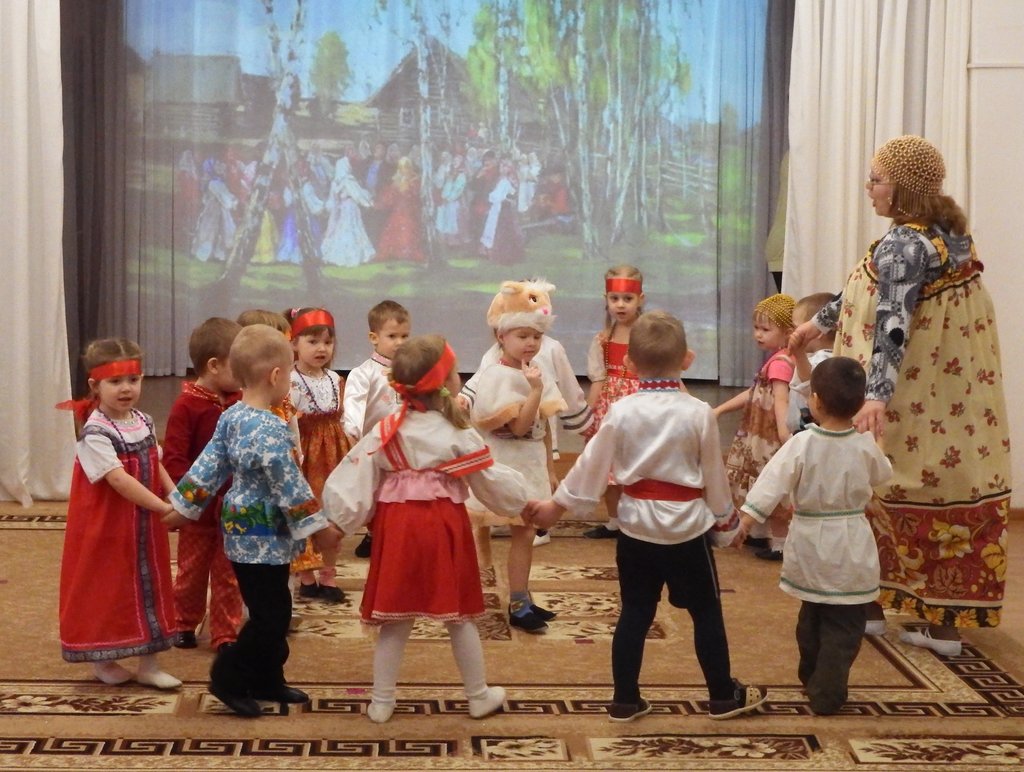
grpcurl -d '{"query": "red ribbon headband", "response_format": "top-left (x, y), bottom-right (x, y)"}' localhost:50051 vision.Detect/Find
top-left (392, 343), bottom-right (456, 398)
top-left (290, 309), bottom-right (335, 338)
top-left (89, 359), bottom-right (142, 382)
top-left (606, 277), bottom-right (642, 294)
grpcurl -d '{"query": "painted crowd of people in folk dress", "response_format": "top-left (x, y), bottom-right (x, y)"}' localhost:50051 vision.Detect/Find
top-left (177, 138), bottom-right (576, 268)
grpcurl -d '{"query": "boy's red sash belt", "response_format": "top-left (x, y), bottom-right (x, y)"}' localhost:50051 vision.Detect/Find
top-left (623, 479), bottom-right (702, 502)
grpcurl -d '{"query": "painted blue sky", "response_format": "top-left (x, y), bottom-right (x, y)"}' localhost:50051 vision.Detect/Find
top-left (127, 0), bottom-right (765, 128)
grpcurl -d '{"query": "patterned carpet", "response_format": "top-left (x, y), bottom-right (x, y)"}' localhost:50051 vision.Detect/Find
top-left (2, 504), bottom-right (1023, 770)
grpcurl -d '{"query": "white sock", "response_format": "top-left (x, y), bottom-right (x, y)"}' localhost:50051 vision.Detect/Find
top-left (93, 661), bottom-right (132, 685)
top-left (447, 621), bottom-right (506, 718)
top-left (769, 536), bottom-right (786, 551)
top-left (371, 619), bottom-right (414, 719)
top-left (135, 654), bottom-right (182, 690)
top-left (606, 517), bottom-right (620, 532)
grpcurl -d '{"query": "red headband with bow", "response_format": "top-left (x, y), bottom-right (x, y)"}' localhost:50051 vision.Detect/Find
top-left (379, 343), bottom-right (456, 448)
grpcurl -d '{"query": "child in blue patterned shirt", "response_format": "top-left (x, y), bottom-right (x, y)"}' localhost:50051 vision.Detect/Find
top-left (167, 324), bottom-right (342, 718)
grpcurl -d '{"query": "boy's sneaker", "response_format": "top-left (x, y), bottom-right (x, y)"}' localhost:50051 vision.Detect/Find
top-left (754, 547), bottom-right (783, 561)
top-left (708, 680), bottom-right (768, 720)
top-left (744, 536), bottom-right (770, 549)
top-left (608, 697), bottom-right (653, 722)
top-left (530, 603), bottom-right (557, 622)
top-left (508, 605), bottom-right (548, 634)
top-left (533, 529), bottom-right (551, 546)
top-left (354, 533), bottom-right (372, 558)
top-left (174, 631), bottom-right (198, 649)
top-left (319, 585), bottom-right (346, 604)
top-left (583, 525), bottom-right (619, 539)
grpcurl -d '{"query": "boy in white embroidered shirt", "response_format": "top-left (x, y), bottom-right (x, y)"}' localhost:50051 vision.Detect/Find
top-left (343, 300), bottom-right (412, 558)
top-left (734, 356), bottom-right (892, 715)
top-left (525, 311), bottom-right (767, 722)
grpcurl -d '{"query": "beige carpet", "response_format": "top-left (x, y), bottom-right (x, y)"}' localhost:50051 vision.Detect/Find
top-left (2, 494), bottom-right (1024, 771)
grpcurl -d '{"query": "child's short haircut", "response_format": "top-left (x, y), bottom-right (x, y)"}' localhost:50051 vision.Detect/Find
top-left (189, 317), bottom-right (242, 375)
top-left (229, 324), bottom-right (292, 388)
top-left (237, 309), bottom-right (291, 336)
top-left (368, 300), bottom-right (410, 332)
top-left (810, 356), bottom-right (866, 420)
top-left (628, 310), bottom-right (687, 376)
top-left (795, 292), bottom-right (837, 343)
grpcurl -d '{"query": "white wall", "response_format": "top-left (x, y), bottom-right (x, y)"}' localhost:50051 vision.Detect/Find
top-left (969, 1), bottom-right (1024, 506)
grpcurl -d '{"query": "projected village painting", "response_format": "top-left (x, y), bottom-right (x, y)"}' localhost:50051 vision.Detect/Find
top-left (127, 0), bottom-right (765, 373)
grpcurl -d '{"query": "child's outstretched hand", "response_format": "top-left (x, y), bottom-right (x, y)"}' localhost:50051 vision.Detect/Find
top-left (312, 523), bottom-right (344, 553)
top-left (523, 499), bottom-right (563, 530)
top-left (731, 513), bottom-right (759, 549)
top-left (522, 360), bottom-right (543, 391)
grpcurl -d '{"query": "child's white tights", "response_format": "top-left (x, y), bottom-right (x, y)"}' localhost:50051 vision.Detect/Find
top-left (368, 619), bottom-right (505, 722)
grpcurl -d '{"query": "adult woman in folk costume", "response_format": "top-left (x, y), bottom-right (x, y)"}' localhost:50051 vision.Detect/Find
top-left (791, 135), bottom-right (1010, 656)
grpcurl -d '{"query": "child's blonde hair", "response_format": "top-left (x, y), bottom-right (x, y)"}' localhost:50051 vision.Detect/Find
top-left (628, 311), bottom-right (687, 377)
top-left (603, 264), bottom-right (644, 332)
top-left (229, 325), bottom-right (292, 388)
top-left (753, 293), bottom-right (795, 331)
top-left (237, 309), bottom-right (291, 336)
top-left (390, 335), bottom-right (468, 429)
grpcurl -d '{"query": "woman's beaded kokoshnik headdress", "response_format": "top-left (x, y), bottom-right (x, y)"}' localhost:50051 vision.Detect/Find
top-left (873, 134), bottom-right (946, 218)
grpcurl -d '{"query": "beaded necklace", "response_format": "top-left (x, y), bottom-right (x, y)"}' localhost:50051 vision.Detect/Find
top-left (604, 322), bottom-right (637, 379)
top-left (96, 408), bottom-right (144, 448)
top-left (293, 365), bottom-right (339, 414)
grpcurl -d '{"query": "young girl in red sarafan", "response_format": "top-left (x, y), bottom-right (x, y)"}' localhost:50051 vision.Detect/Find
top-left (583, 264), bottom-right (645, 539)
top-left (57, 338), bottom-right (181, 690)
top-left (322, 335), bottom-right (529, 723)
top-left (285, 307), bottom-right (350, 603)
